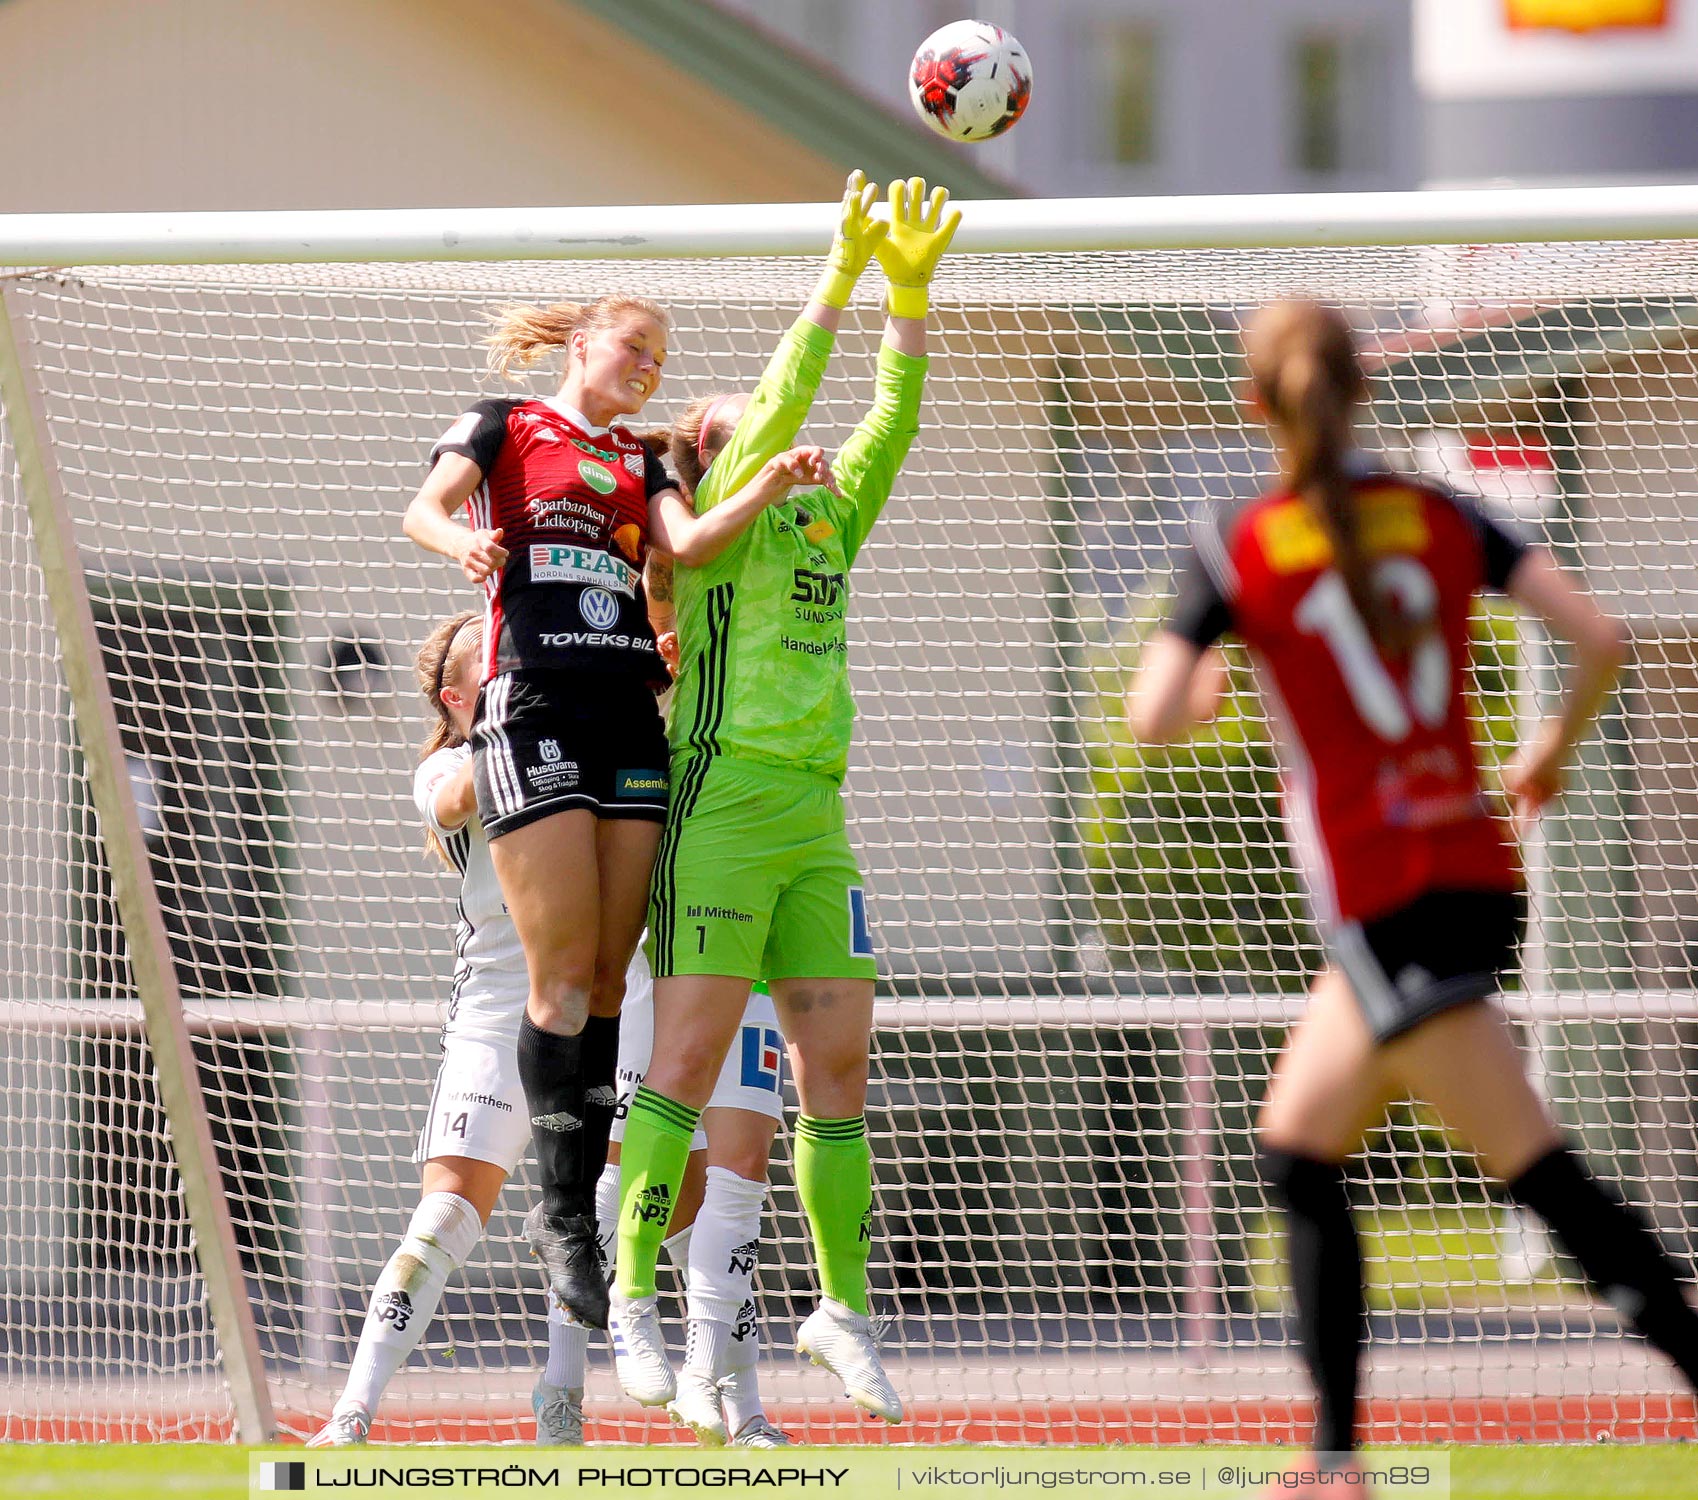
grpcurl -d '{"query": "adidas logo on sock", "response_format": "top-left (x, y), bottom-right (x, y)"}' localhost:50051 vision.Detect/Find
top-left (734, 1299), bottom-right (758, 1341)
top-left (632, 1183), bottom-right (673, 1225)
top-left (373, 1289), bottom-right (413, 1332)
top-left (584, 1085), bottom-right (620, 1108)
top-left (728, 1238), bottom-right (758, 1276)
top-left (530, 1111), bottom-right (582, 1133)
top-left (859, 1210), bottom-right (874, 1244)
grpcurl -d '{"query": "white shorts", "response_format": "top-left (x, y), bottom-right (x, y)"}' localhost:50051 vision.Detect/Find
top-left (413, 1032), bottom-right (532, 1174)
top-left (610, 985), bottom-right (786, 1151)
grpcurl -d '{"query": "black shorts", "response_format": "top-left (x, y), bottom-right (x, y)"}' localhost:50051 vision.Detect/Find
top-left (1332, 889), bottom-right (1525, 1044)
top-left (470, 669), bottom-right (669, 839)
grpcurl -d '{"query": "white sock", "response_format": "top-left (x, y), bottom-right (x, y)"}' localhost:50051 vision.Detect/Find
top-left (338, 1193), bottom-right (481, 1416)
top-left (594, 1162), bottom-right (621, 1274)
top-left (718, 1301), bottom-right (764, 1434)
top-left (683, 1167), bottom-right (766, 1379)
top-left (544, 1298), bottom-right (588, 1390)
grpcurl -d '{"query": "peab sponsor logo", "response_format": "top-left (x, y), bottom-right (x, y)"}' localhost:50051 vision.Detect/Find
top-left (529, 544), bottom-right (637, 594)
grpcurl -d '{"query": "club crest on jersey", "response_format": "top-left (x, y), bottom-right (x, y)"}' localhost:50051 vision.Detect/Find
top-left (578, 459), bottom-right (618, 495)
top-left (793, 504), bottom-right (836, 545)
top-left (580, 587), bottom-right (620, 630)
top-left (622, 451), bottom-right (647, 479)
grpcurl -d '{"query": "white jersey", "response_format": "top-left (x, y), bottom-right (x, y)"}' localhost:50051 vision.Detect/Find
top-left (414, 745), bottom-right (527, 1043)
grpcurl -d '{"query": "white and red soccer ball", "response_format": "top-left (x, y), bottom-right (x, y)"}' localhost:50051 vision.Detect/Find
top-left (909, 20), bottom-right (1033, 144)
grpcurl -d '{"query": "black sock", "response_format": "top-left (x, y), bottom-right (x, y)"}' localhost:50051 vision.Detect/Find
top-left (580, 1012), bottom-right (622, 1206)
top-left (1262, 1149), bottom-right (1363, 1456)
top-left (518, 1014), bottom-right (586, 1220)
top-left (1510, 1144), bottom-right (1698, 1391)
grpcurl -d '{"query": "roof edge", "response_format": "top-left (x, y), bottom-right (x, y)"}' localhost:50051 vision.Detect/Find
top-left (561, 0), bottom-right (1026, 201)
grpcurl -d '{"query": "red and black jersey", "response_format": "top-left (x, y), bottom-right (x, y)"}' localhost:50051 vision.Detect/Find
top-left (431, 396), bottom-right (673, 685)
top-left (1167, 468), bottom-right (1531, 925)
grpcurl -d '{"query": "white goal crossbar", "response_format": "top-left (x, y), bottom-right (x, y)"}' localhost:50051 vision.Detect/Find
top-left (4, 183), bottom-right (1698, 266)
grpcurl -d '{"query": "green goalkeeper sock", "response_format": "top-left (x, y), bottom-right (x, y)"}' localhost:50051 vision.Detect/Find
top-left (615, 1086), bottom-right (700, 1300)
top-left (795, 1114), bottom-right (873, 1317)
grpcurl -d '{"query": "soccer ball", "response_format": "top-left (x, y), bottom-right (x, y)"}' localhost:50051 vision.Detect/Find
top-left (909, 20), bottom-right (1032, 143)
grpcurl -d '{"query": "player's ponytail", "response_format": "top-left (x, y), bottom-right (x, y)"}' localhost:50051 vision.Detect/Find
top-left (415, 611), bottom-right (482, 867)
top-left (485, 294), bottom-right (671, 381)
top-left (1247, 300), bottom-right (1397, 649)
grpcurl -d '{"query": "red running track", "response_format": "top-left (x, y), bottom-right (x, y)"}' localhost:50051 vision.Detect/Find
top-left (8, 1395), bottom-right (1696, 1446)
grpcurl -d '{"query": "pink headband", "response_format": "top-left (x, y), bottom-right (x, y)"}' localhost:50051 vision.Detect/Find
top-left (695, 394), bottom-right (735, 471)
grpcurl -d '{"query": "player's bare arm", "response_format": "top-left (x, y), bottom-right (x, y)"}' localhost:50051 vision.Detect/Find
top-left (1127, 637), bottom-right (1231, 744)
top-left (648, 447), bottom-right (836, 568)
top-left (404, 451), bottom-right (508, 584)
top-left (1502, 549), bottom-right (1631, 821)
top-left (431, 758), bottom-right (477, 835)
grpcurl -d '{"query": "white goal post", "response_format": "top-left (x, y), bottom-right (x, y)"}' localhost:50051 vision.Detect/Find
top-left (4, 185), bottom-right (1698, 1447)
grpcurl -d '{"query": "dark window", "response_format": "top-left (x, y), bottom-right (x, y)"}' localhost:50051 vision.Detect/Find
top-left (1100, 24), bottom-right (1161, 167)
top-left (1291, 29), bottom-right (1385, 176)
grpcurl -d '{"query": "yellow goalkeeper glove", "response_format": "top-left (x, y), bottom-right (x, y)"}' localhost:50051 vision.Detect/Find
top-left (874, 176), bottom-right (962, 320)
top-left (814, 170), bottom-right (889, 311)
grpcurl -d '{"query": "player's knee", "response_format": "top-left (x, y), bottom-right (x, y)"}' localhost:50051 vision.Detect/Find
top-left (708, 1139), bottom-right (773, 1185)
top-left (664, 1031), bottom-right (730, 1093)
top-left (791, 1049), bottom-right (868, 1116)
top-left (528, 973), bottom-right (591, 1033)
top-left (589, 957), bottom-right (630, 1014)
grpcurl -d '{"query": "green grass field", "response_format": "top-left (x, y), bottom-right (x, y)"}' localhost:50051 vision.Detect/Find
top-left (7, 1444), bottom-right (1698, 1500)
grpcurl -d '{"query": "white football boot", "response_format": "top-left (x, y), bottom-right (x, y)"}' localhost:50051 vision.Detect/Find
top-left (729, 1412), bottom-right (795, 1447)
top-left (306, 1403), bottom-right (370, 1448)
top-left (610, 1290), bottom-right (676, 1406)
top-left (666, 1368), bottom-right (728, 1446)
top-left (795, 1299), bottom-right (903, 1423)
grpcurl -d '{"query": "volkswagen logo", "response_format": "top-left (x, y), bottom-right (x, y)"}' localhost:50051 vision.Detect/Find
top-left (579, 587), bottom-right (620, 630)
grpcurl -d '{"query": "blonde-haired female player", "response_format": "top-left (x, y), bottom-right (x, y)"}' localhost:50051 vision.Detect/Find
top-left (310, 613), bottom-right (599, 1446)
top-left (403, 293), bottom-right (679, 1333)
top-left (1130, 299), bottom-right (1698, 1489)
top-left (404, 294), bottom-right (830, 1334)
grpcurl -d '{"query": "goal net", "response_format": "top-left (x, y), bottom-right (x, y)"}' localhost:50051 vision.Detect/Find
top-left (4, 201), bottom-right (1698, 1446)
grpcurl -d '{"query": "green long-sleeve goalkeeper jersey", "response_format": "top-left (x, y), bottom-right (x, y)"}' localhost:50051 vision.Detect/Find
top-left (667, 316), bottom-right (926, 783)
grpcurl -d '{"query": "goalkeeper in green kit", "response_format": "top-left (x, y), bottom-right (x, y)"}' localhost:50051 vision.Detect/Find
top-left (616, 172), bottom-right (959, 1427)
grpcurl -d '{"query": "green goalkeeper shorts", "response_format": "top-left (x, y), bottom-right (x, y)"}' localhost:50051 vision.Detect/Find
top-left (648, 754), bottom-right (878, 982)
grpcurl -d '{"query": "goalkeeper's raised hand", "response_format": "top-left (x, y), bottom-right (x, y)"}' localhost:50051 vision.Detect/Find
top-left (874, 176), bottom-right (962, 320)
top-left (814, 170), bottom-right (889, 311)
